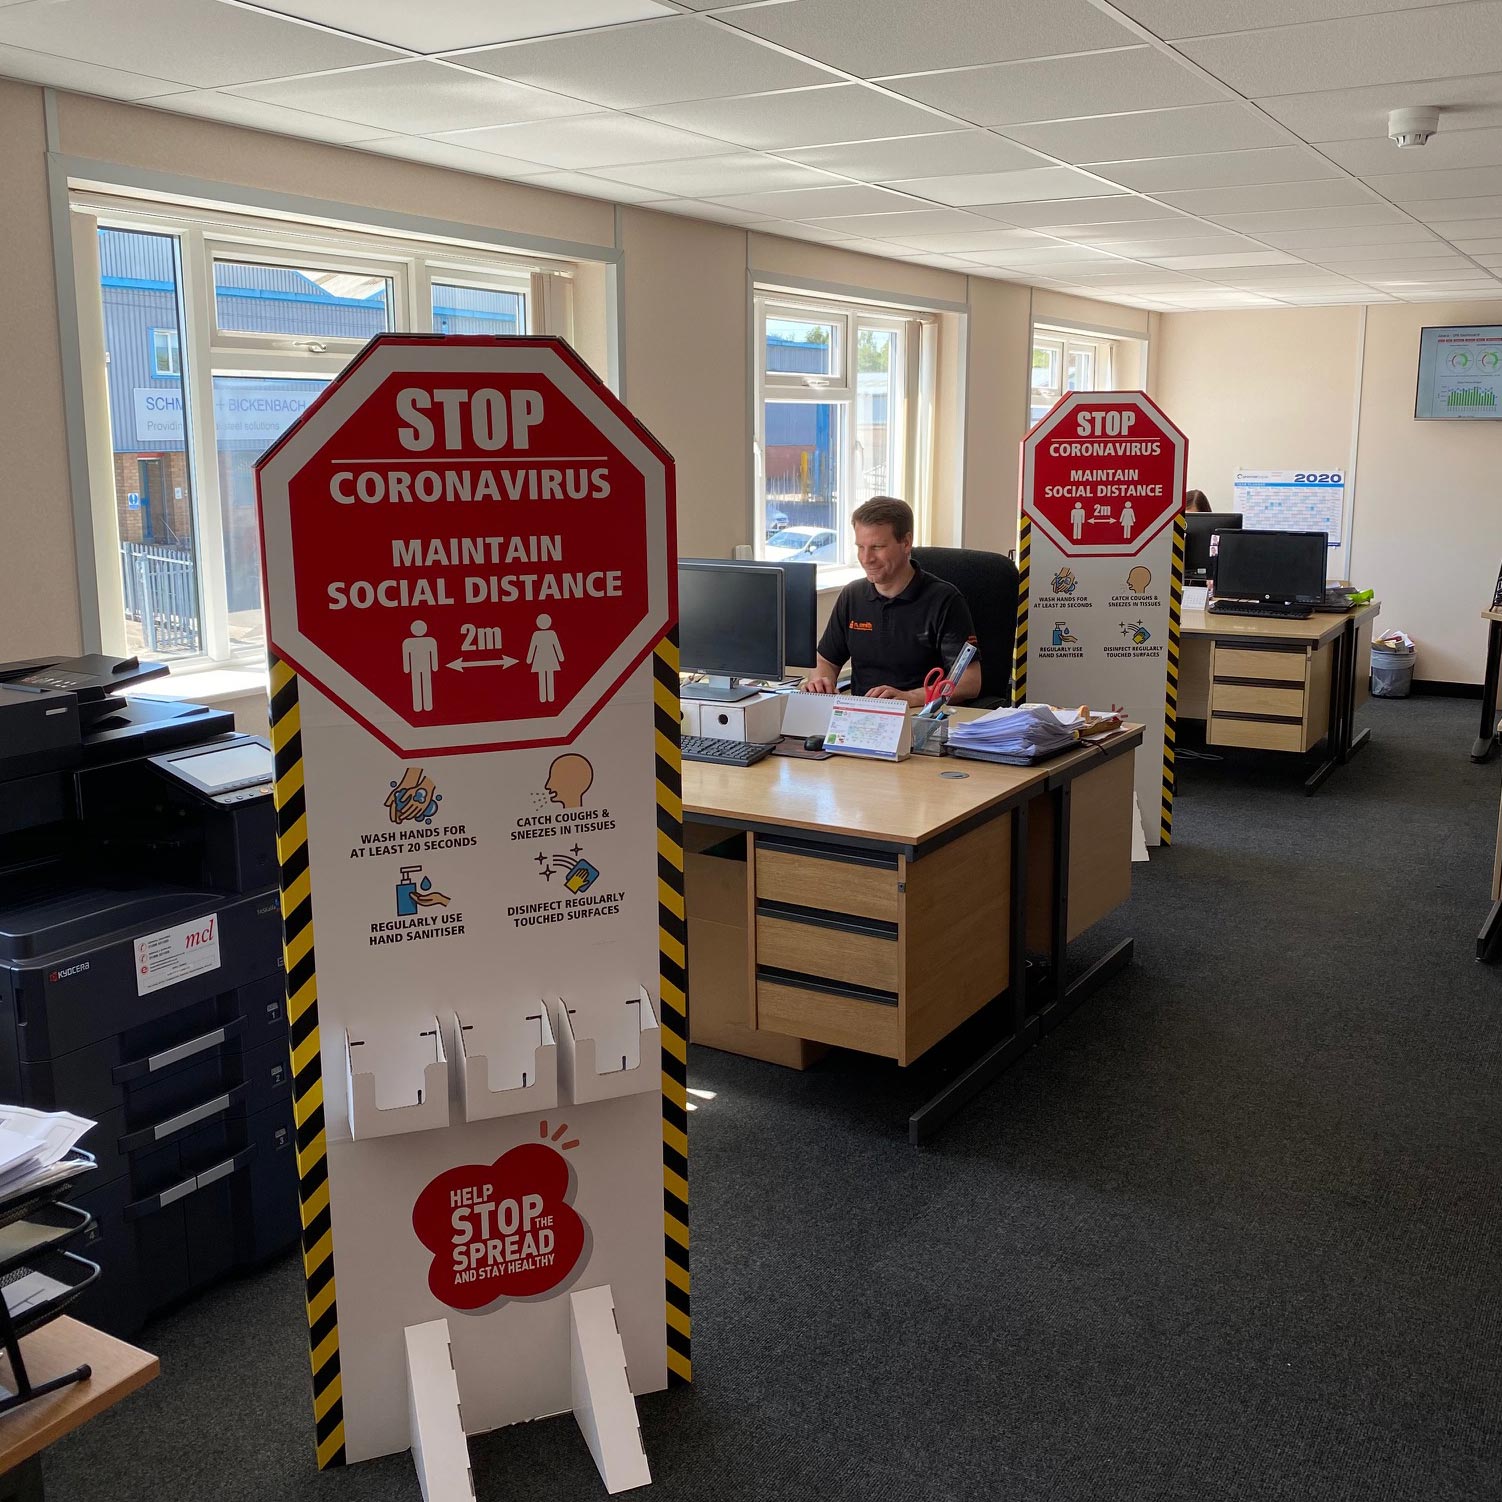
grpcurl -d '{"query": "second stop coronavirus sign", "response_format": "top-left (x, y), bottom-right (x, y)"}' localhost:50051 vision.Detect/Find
top-left (257, 334), bottom-right (673, 756)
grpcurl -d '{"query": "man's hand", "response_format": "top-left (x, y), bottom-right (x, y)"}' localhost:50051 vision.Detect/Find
top-left (801, 675), bottom-right (837, 694)
top-left (866, 684), bottom-right (926, 708)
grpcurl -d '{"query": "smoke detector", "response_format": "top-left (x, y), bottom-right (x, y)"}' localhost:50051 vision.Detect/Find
top-left (1388, 106), bottom-right (1440, 148)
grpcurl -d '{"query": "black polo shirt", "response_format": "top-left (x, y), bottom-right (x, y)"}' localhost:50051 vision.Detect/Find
top-left (817, 564), bottom-right (978, 696)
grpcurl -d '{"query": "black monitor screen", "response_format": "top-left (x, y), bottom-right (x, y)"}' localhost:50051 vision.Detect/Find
top-left (678, 563), bottom-right (784, 679)
top-left (1213, 530), bottom-right (1327, 604)
top-left (764, 559), bottom-right (817, 669)
top-left (1184, 512), bottom-right (1243, 581)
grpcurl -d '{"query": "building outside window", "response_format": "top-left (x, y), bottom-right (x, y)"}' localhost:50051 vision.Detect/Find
top-left (81, 204), bottom-right (544, 665)
top-left (753, 294), bottom-right (934, 568)
top-left (1031, 330), bottom-right (1114, 425)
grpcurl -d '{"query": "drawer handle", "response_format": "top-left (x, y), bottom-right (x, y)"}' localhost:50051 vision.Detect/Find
top-left (123, 1145), bottom-right (257, 1220)
top-left (756, 836), bottom-right (898, 871)
top-left (757, 966), bottom-right (898, 1007)
top-left (757, 900), bottom-right (897, 940)
top-left (113, 1016), bottom-right (246, 1084)
top-left (117, 1083), bottom-right (250, 1153)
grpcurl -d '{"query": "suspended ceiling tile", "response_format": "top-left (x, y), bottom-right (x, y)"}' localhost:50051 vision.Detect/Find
top-left (1113, 0), bottom-right (1462, 40)
top-left (640, 197), bottom-right (774, 222)
top-left (718, 0), bottom-right (1136, 79)
top-left (456, 15), bottom-right (837, 109)
top-left (1254, 223), bottom-right (1442, 248)
top-left (963, 245), bottom-right (1127, 266)
top-left (1452, 236), bottom-right (1502, 252)
top-left (1257, 74), bottom-right (1502, 144)
top-left (434, 114), bottom-right (729, 167)
top-left (1206, 203), bottom-right (1409, 231)
top-left (749, 220), bottom-right (853, 243)
top-left (0, 0), bottom-right (402, 87)
top-left (1040, 216), bottom-right (1211, 242)
top-left (1088, 146), bottom-right (1341, 193)
top-left (704, 182), bottom-right (923, 218)
top-left (1004, 104), bottom-right (1285, 164)
top-left (1364, 166), bottom-right (1502, 200)
top-left (1428, 217), bottom-right (1502, 237)
top-left (519, 171), bottom-right (669, 202)
top-left (1297, 239), bottom-right (1475, 260)
top-left (1320, 256), bottom-right (1476, 273)
top-left (889, 227), bottom-right (1055, 252)
top-left (153, 89), bottom-right (407, 143)
top-left (1320, 127), bottom-right (1502, 177)
top-left (230, 60), bottom-right (595, 134)
top-left (1150, 250), bottom-right (1304, 268)
top-left (1177, 4), bottom-right (1502, 97)
top-left (253, 0), bottom-right (673, 53)
top-left (1095, 235), bottom-right (1267, 258)
top-left (1154, 179), bottom-right (1378, 214)
top-left (799, 207), bottom-right (1001, 237)
top-left (880, 47), bottom-right (1224, 129)
top-left (988, 195), bottom-right (1192, 227)
top-left (889, 165), bottom-right (1128, 207)
top-left (1407, 194), bottom-right (1502, 220)
top-left (783, 130), bottom-right (1046, 182)
top-left (596, 152), bottom-right (837, 196)
top-left (0, 42), bottom-right (183, 98)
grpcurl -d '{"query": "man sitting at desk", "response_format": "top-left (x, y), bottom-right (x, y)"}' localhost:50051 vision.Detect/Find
top-left (801, 497), bottom-right (981, 708)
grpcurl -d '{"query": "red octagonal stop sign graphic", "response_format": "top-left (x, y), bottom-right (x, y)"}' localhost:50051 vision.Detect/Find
top-left (257, 335), bottom-right (674, 756)
top-left (1021, 391), bottom-right (1185, 559)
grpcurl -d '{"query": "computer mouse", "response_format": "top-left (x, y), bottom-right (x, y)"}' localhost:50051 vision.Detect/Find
top-left (803, 734), bottom-right (825, 752)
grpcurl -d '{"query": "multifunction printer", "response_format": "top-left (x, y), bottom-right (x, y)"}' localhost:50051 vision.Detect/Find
top-left (0, 654), bottom-right (298, 1333)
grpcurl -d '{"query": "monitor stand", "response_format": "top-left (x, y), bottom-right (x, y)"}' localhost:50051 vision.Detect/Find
top-left (682, 676), bottom-right (757, 703)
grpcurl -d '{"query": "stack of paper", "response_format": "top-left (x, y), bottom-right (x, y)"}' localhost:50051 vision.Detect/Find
top-left (948, 704), bottom-right (1086, 764)
top-left (0, 1106), bottom-right (94, 1202)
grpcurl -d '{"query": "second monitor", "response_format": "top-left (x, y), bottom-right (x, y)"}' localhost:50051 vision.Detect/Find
top-left (678, 561), bottom-right (785, 702)
top-left (1184, 512), bottom-right (1243, 582)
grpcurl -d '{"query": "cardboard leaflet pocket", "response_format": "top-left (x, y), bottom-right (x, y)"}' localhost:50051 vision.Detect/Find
top-left (345, 1015), bottom-right (450, 1140)
top-left (452, 1004), bottom-right (559, 1122)
top-left (552, 988), bottom-right (660, 1105)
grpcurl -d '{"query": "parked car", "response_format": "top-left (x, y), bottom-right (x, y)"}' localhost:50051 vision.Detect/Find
top-left (764, 526), bottom-right (838, 562)
top-left (765, 509), bottom-right (789, 536)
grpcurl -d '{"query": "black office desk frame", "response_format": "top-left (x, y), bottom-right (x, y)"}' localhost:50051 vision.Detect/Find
top-left (1305, 613), bottom-right (1373, 795)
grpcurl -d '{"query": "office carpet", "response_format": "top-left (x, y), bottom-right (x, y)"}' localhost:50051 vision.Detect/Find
top-left (46, 696), bottom-right (1502, 1501)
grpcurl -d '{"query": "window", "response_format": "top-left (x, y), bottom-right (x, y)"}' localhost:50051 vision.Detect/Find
top-left (79, 200), bottom-right (547, 665)
top-left (150, 327), bottom-right (179, 377)
top-left (1031, 331), bottom-right (1113, 425)
top-left (753, 295), bottom-right (932, 567)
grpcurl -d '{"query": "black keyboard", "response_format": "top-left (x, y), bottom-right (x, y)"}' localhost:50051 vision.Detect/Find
top-left (681, 735), bottom-right (777, 767)
top-left (1208, 600), bottom-right (1313, 620)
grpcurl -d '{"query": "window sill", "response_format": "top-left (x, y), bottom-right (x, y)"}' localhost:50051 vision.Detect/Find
top-left (126, 665), bottom-right (268, 706)
top-left (816, 564), bottom-right (862, 592)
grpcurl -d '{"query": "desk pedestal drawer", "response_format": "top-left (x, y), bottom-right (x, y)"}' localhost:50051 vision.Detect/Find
top-left (754, 844), bottom-right (898, 923)
top-left (755, 911), bottom-right (898, 994)
top-left (1207, 715), bottom-right (1306, 753)
top-left (1209, 681), bottom-right (1305, 718)
top-left (1212, 645), bottom-right (1306, 682)
top-left (756, 977), bottom-right (899, 1059)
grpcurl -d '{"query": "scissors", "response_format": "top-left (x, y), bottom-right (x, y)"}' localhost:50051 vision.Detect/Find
top-left (922, 666), bottom-right (955, 712)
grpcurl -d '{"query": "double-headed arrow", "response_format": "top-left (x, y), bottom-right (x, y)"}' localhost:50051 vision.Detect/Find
top-left (446, 655), bottom-right (517, 672)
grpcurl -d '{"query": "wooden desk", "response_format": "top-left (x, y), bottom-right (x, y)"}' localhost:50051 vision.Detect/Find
top-left (682, 723), bottom-right (1144, 1142)
top-left (1472, 606), bottom-right (1502, 763)
top-left (0, 1318), bottom-right (158, 1500)
top-left (1177, 601), bottom-right (1378, 793)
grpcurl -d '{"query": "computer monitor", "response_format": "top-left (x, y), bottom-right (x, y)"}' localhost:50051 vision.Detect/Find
top-left (1184, 512), bottom-right (1243, 582)
top-left (681, 558), bottom-right (817, 670)
top-left (678, 561), bottom-right (784, 701)
top-left (1212, 530), bottom-right (1327, 605)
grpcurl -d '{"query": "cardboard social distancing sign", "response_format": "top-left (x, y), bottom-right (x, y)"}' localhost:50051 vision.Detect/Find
top-left (1017, 391), bottom-right (1186, 847)
top-left (256, 335), bottom-right (688, 1483)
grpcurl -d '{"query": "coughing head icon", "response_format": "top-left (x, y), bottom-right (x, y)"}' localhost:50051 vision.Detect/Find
top-left (1127, 566), bottom-right (1152, 594)
top-left (545, 754), bottom-right (594, 811)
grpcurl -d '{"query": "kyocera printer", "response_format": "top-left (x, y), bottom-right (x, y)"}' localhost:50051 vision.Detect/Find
top-left (0, 654), bottom-right (298, 1333)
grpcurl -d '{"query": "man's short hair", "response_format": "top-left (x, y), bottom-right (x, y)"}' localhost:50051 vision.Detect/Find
top-left (850, 496), bottom-right (914, 542)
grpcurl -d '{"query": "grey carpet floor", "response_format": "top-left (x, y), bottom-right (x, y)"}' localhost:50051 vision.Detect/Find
top-left (46, 696), bottom-right (1502, 1501)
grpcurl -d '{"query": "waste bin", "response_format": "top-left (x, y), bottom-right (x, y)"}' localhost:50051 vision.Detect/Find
top-left (1370, 644), bottom-right (1415, 698)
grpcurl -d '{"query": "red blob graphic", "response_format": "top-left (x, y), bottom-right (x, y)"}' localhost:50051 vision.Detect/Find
top-left (412, 1140), bottom-right (586, 1310)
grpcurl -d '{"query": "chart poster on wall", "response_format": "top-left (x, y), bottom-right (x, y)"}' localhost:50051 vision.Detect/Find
top-left (1416, 324), bottom-right (1502, 420)
top-left (255, 334), bottom-right (686, 1486)
top-left (1232, 470), bottom-right (1345, 551)
top-left (1018, 390), bottom-right (1185, 848)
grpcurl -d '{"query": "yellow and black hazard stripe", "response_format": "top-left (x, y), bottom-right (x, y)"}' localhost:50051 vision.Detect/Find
top-left (269, 653), bottom-right (346, 1470)
top-left (652, 634), bottom-right (690, 1384)
top-left (1013, 516), bottom-right (1031, 706)
top-left (1161, 515), bottom-right (1186, 846)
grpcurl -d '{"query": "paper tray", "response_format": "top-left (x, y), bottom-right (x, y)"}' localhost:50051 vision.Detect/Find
top-left (1, 1248), bottom-right (101, 1339)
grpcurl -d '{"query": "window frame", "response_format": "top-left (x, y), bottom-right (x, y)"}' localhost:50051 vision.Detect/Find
top-left (752, 292), bottom-right (934, 571)
top-left (76, 196), bottom-right (554, 667)
top-left (1031, 328), bottom-right (1116, 425)
top-left (149, 326), bottom-right (180, 377)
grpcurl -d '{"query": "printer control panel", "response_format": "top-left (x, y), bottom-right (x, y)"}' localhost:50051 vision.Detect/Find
top-left (150, 738), bottom-right (275, 807)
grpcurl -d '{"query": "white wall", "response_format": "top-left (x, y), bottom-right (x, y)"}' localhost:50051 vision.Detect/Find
top-left (1153, 300), bottom-right (1502, 684)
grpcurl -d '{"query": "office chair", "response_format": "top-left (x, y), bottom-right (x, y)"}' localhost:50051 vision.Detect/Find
top-left (911, 546), bottom-right (1019, 709)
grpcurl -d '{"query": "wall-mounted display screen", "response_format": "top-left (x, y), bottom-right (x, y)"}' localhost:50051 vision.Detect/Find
top-left (1415, 325), bottom-right (1502, 420)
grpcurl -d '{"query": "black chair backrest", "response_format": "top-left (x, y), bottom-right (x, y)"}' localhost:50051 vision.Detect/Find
top-left (911, 546), bottom-right (1019, 708)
